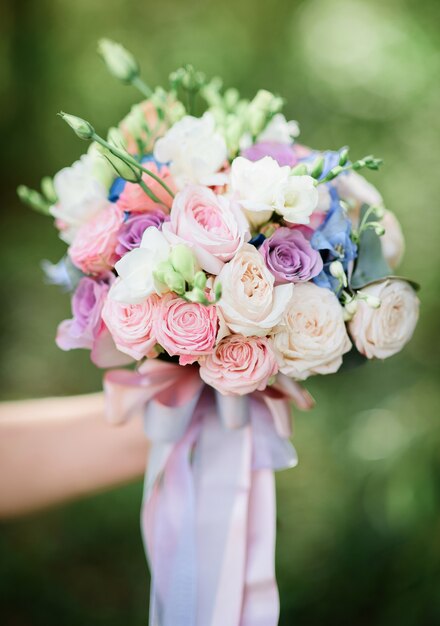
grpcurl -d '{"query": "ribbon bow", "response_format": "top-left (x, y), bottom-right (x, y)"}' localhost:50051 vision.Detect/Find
top-left (104, 360), bottom-right (314, 626)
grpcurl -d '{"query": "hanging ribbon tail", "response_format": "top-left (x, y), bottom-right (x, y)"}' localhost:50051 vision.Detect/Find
top-left (104, 365), bottom-right (312, 626)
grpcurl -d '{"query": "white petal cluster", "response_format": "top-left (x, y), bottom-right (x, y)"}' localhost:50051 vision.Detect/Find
top-left (154, 112), bottom-right (227, 189)
top-left (51, 154), bottom-right (109, 244)
top-left (230, 156), bottom-right (318, 227)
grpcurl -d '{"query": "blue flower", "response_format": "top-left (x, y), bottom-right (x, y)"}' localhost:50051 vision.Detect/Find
top-left (311, 192), bottom-right (357, 293)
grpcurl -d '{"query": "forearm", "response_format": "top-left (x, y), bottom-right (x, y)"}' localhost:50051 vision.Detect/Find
top-left (0, 392), bottom-right (149, 518)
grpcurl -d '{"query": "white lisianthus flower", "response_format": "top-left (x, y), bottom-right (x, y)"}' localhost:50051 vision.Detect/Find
top-left (381, 210), bottom-right (405, 269)
top-left (230, 156), bottom-right (290, 227)
top-left (335, 170), bottom-right (383, 215)
top-left (273, 175), bottom-right (319, 224)
top-left (349, 279), bottom-right (419, 359)
top-left (51, 154), bottom-right (109, 244)
top-left (257, 113), bottom-right (300, 144)
top-left (110, 227), bottom-right (170, 304)
top-left (153, 112), bottom-right (227, 189)
top-left (272, 282), bottom-right (352, 380)
top-left (216, 243), bottom-right (293, 336)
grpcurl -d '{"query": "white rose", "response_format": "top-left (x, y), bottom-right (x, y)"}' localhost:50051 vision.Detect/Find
top-left (257, 113), bottom-right (300, 144)
top-left (335, 170), bottom-right (383, 215)
top-left (273, 175), bottom-right (319, 224)
top-left (51, 154), bottom-right (109, 244)
top-left (153, 112), bottom-right (227, 189)
top-left (217, 243), bottom-right (293, 336)
top-left (349, 279), bottom-right (419, 359)
top-left (110, 227), bottom-right (170, 304)
top-left (230, 156), bottom-right (290, 227)
top-left (272, 282), bottom-right (352, 380)
top-left (381, 210), bottom-right (405, 269)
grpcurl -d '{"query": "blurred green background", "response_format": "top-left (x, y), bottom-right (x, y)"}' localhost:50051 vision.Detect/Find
top-left (1, 0), bottom-right (440, 623)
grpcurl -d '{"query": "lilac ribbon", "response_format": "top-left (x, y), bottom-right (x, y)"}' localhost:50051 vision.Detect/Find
top-left (104, 363), bottom-right (314, 626)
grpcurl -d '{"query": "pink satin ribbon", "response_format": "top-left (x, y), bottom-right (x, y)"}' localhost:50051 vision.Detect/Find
top-left (104, 361), bottom-right (314, 626)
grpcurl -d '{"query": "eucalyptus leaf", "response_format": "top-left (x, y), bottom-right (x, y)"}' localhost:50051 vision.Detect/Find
top-left (351, 204), bottom-right (392, 289)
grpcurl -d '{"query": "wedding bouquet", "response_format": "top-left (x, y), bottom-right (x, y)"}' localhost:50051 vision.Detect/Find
top-left (19, 40), bottom-right (419, 625)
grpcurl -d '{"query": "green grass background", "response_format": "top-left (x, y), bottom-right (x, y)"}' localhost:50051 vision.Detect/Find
top-left (1, 0), bottom-right (440, 623)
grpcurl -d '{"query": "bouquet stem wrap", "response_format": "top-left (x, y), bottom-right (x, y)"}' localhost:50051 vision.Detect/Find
top-left (104, 361), bottom-right (313, 626)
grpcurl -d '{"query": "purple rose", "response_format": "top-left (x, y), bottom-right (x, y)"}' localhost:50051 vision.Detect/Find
top-left (260, 227), bottom-right (323, 284)
top-left (241, 141), bottom-right (300, 167)
top-left (56, 277), bottom-right (110, 350)
top-left (116, 210), bottom-right (169, 258)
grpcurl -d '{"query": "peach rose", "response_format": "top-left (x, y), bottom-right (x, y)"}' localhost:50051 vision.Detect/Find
top-left (335, 170), bottom-right (383, 215)
top-left (116, 164), bottom-right (175, 214)
top-left (216, 244), bottom-right (293, 336)
top-left (199, 334), bottom-right (278, 395)
top-left (68, 204), bottom-right (123, 275)
top-left (101, 290), bottom-right (159, 360)
top-left (163, 185), bottom-right (250, 274)
top-left (272, 282), bottom-right (352, 380)
top-left (154, 295), bottom-right (218, 365)
top-left (381, 210), bottom-right (405, 269)
top-left (349, 279), bottom-right (419, 359)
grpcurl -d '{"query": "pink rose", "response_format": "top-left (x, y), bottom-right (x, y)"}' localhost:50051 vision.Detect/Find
top-left (101, 289), bottom-right (160, 360)
top-left (154, 295), bottom-right (218, 365)
top-left (116, 164), bottom-right (175, 214)
top-left (199, 334), bottom-right (278, 395)
top-left (68, 204), bottom-right (123, 275)
top-left (163, 185), bottom-right (250, 274)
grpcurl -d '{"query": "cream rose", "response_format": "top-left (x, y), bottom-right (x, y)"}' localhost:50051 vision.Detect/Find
top-left (272, 282), bottom-right (352, 380)
top-left (381, 210), bottom-right (405, 269)
top-left (349, 279), bottom-right (419, 359)
top-left (217, 244), bottom-right (293, 336)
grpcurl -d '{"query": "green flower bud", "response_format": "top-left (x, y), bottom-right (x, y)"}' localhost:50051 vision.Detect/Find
top-left (107, 126), bottom-right (127, 150)
top-left (329, 261), bottom-right (348, 287)
top-left (224, 88), bottom-right (240, 111)
top-left (310, 156), bottom-right (324, 179)
top-left (95, 135), bottom-right (139, 182)
top-left (153, 261), bottom-right (174, 285)
top-left (58, 112), bottom-right (94, 140)
top-left (373, 205), bottom-right (385, 219)
top-left (17, 185), bottom-right (51, 215)
top-left (291, 163), bottom-right (309, 176)
top-left (98, 39), bottom-right (139, 83)
top-left (40, 176), bottom-right (57, 204)
top-left (185, 287), bottom-right (208, 304)
top-left (357, 291), bottom-right (381, 309)
top-left (339, 147), bottom-right (350, 166)
top-left (164, 269), bottom-right (186, 295)
top-left (170, 244), bottom-right (195, 284)
top-left (193, 271), bottom-right (207, 291)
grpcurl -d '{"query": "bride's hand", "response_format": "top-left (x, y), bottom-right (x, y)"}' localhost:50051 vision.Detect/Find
top-left (0, 393), bottom-right (149, 518)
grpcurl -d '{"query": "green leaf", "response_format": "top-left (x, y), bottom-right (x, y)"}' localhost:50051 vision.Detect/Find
top-left (351, 205), bottom-right (420, 291)
top-left (351, 204), bottom-right (392, 289)
top-left (339, 348), bottom-right (368, 372)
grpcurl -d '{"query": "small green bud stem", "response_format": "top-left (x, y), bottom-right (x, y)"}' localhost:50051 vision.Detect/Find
top-left (131, 75), bottom-right (153, 98)
top-left (352, 204), bottom-right (385, 242)
top-left (316, 155), bottom-right (383, 185)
